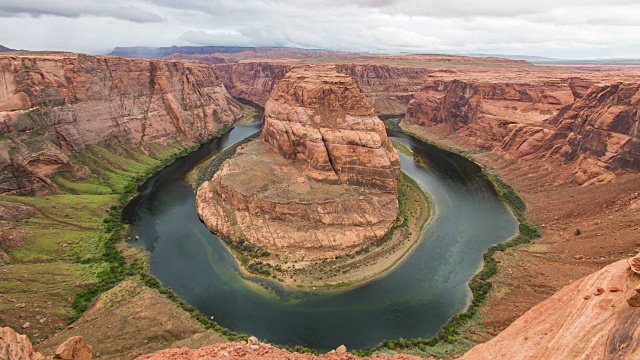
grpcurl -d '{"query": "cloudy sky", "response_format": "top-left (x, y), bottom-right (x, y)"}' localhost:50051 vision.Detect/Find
top-left (0, 0), bottom-right (638, 59)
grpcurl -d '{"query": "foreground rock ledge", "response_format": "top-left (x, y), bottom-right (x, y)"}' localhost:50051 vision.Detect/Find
top-left (195, 67), bottom-right (400, 261)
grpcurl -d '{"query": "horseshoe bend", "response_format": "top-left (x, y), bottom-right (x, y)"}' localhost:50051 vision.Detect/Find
top-left (2, 41), bottom-right (640, 360)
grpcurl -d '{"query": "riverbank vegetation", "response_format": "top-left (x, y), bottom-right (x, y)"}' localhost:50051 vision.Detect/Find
top-left (352, 117), bottom-right (543, 358)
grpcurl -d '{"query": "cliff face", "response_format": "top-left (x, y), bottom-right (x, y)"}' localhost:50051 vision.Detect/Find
top-left (539, 83), bottom-right (640, 183)
top-left (213, 62), bottom-right (430, 115)
top-left (334, 64), bottom-right (430, 115)
top-left (137, 337), bottom-right (423, 360)
top-left (213, 62), bottom-right (292, 106)
top-left (405, 77), bottom-right (640, 183)
top-left (262, 67), bottom-right (401, 192)
top-left (405, 79), bottom-right (576, 149)
top-left (0, 53), bottom-right (245, 194)
top-left (196, 67), bottom-right (400, 260)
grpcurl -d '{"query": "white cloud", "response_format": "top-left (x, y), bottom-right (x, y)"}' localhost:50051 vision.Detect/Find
top-left (0, 0), bottom-right (638, 58)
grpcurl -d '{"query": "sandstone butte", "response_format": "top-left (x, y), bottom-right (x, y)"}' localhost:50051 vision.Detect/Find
top-left (0, 52), bottom-right (246, 195)
top-left (196, 67), bottom-right (401, 261)
top-left (5, 254), bottom-right (638, 359)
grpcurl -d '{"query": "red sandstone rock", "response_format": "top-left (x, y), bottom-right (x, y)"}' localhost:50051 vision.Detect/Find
top-left (405, 78), bottom-right (575, 152)
top-left (629, 253), bottom-right (640, 275)
top-left (627, 288), bottom-right (640, 307)
top-left (196, 67), bottom-right (400, 260)
top-left (54, 336), bottom-right (92, 360)
top-left (458, 258), bottom-right (640, 359)
top-left (0, 326), bottom-right (92, 360)
top-left (405, 76), bottom-right (640, 184)
top-left (262, 67), bottom-right (400, 192)
top-left (0, 53), bottom-right (246, 195)
top-left (213, 62), bottom-right (430, 115)
top-left (136, 339), bottom-right (424, 360)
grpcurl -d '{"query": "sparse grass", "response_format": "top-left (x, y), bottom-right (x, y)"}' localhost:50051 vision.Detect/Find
top-left (190, 132), bottom-right (260, 188)
top-left (53, 177), bottom-right (112, 195)
top-left (0, 141), bottom-right (193, 342)
top-left (0, 261), bottom-right (107, 344)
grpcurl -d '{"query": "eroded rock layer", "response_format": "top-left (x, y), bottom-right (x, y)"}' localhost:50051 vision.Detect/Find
top-left (459, 258), bottom-right (640, 360)
top-left (261, 67), bottom-right (401, 192)
top-left (196, 68), bottom-right (400, 260)
top-left (405, 75), bottom-right (640, 184)
top-left (0, 53), bottom-right (245, 195)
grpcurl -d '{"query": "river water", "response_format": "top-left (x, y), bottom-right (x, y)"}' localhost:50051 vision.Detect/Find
top-left (123, 118), bottom-right (518, 350)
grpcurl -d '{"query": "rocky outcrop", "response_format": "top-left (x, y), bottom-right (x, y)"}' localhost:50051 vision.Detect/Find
top-left (458, 258), bottom-right (640, 360)
top-left (539, 83), bottom-right (640, 184)
top-left (262, 67), bottom-right (400, 192)
top-left (0, 327), bottom-right (92, 360)
top-left (137, 337), bottom-right (423, 360)
top-left (0, 53), bottom-right (246, 194)
top-left (196, 67), bottom-right (400, 260)
top-left (196, 141), bottom-right (399, 260)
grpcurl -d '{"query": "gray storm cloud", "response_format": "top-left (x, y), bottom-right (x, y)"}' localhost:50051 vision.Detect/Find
top-left (0, 0), bottom-right (638, 58)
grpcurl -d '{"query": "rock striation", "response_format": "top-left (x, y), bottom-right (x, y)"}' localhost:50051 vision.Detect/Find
top-left (405, 78), bottom-right (577, 150)
top-left (405, 76), bottom-right (640, 184)
top-left (261, 67), bottom-right (400, 192)
top-left (0, 53), bottom-right (246, 195)
top-left (213, 62), bottom-right (430, 115)
top-left (458, 257), bottom-right (640, 360)
top-left (537, 82), bottom-right (640, 184)
top-left (196, 68), bottom-right (400, 260)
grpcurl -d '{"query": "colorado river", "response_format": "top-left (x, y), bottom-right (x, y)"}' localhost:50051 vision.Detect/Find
top-left (123, 117), bottom-right (518, 350)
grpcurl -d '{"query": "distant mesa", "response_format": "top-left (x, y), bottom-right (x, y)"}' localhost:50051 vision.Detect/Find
top-left (0, 45), bottom-right (17, 52)
top-left (109, 45), bottom-right (259, 58)
top-left (108, 45), bottom-right (356, 59)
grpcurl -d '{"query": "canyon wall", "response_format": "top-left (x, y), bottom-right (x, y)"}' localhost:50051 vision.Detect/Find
top-left (405, 77), bottom-right (640, 183)
top-left (334, 64), bottom-right (431, 115)
top-left (0, 53), bottom-right (246, 195)
top-left (533, 82), bottom-right (640, 184)
top-left (213, 62), bottom-right (292, 106)
top-left (405, 78), bottom-right (578, 149)
top-left (213, 63), bottom-right (430, 115)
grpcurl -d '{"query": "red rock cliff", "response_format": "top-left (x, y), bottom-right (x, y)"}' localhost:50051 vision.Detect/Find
top-left (0, 53), bottom-right (246, 194)
top-left (213, 62), bottom-right (430, 115)
top-left (536, 82), bottom-right (640, 183)
top-left (405, 71), bottom-right (640, 184)
top-left (405, 78), bottom-right (577, 149)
